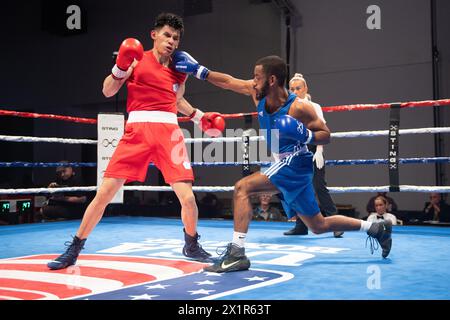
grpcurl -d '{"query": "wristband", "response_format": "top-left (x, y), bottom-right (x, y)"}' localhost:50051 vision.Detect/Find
top-left (189, 108), bottom-right (204, 125)
top-left (305, 129), bottom-right (315, 144)
top-left (194, 66), bottom-right (209, 80)
top-left (111, 64), bottom-right (128, 80)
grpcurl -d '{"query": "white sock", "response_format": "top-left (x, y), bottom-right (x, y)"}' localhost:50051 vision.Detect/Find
top-left (232, 231), bottom-right (247, 248)
top-left (359, 220), bottom-right (373, 232)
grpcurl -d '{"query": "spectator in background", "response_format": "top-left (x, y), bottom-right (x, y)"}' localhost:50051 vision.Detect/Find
top-left (367, 195), bottom-right (398, 225)
top-left (253, 194), bottom-right (287, 222)
top-left (366, 192), bottom-right (398, 215)
top-left (34, 161), bottom-right (87, 222)
top-left (422, 193), bottom-right (450, 222)
top-left (160, 191), bottom-right (180, 206)
top-left (199, 193), bottom-right (223, 217)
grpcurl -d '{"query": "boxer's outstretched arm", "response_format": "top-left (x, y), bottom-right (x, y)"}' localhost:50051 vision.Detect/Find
top-left (172, 51), bottom-right (257, 105)
top-left (206, 71), bottom-right (254, 96)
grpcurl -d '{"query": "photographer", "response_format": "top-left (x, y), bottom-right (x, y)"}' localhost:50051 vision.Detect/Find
top-left (34, 161), bottom-right (87, 222)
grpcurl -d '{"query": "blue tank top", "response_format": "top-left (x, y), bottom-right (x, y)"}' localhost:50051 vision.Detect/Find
top-left (257, 92), bottom-right (309, 157)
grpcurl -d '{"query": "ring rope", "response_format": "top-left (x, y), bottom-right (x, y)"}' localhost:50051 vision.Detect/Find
top-left (322, 99), bottom-right (450, 113)
top-left (183, 136), bottom-right (264, 144)
top-left (1, 127), bottom-right (450, 145)
top-left (1, 99), bottom-right (449, 125)
top-left (178, 99), bottom-right (450, 121)
top-left (0, 110), bottom-right (96, 124)
top-left (0, 162), bottom-right (98, 168)
top-left (329, 186), bottom-right (450, 193)
top-left (0, 135), bottom-right (97, 145)
top-left (324, 157), bottom-right (450, 166)
top-left (331, 127), bottom-right (450, 138)
top-left (1, 157), bottom-right (449, 168)
top-left (1, 185), bottom-right (449, 195)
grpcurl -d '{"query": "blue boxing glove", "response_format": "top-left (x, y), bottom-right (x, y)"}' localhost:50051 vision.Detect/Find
top-left (172, 51), bottom-right (209, 80)
top-left (273, 115), bottom-right (314, 144)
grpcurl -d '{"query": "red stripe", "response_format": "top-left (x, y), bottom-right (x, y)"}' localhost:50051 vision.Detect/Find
top-left (0, 278), bottom-right (90, 299)
top-left (18, 254), bottom-right (206, 273)
top-left (1, 255), bottom-right (208, 300)
top-left (0, 263), bottom-right (156, 286)
top-left (0, 288), bottom-right (46, 300)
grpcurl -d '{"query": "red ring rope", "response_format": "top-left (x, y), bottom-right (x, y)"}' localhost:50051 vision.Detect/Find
top-left (1, 98), bottom-right (449, 124)
top-left (0, 110), bottom-right (97, 124)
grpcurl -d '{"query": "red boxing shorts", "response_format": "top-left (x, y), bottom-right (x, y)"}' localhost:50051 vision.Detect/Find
top-left (104, 111), bottom-right (194, 184)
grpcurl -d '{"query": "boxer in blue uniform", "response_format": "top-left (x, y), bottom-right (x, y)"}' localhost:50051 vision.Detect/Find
top-left (257, 92), bottom-right (320, 219)
top-left (173, 53), bottom-right (393, 272)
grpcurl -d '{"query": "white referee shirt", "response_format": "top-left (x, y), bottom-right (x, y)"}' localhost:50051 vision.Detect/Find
top-left (298, 98), bottom-right (326, 123)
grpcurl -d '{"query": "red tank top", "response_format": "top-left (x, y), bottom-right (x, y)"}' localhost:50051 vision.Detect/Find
top-left (126, 50), bottom-right (187, 114)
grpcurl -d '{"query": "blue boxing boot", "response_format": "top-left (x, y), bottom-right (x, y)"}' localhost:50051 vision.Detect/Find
top-left (47, 236), bottom-right (86, 270)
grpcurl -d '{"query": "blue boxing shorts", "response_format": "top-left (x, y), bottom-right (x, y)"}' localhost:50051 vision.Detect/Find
top-left (263, 151), bottom-right (320, 218)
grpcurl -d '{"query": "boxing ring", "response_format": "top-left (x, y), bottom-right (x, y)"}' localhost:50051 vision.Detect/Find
top-left (0, 99), bottom-right (450, 300)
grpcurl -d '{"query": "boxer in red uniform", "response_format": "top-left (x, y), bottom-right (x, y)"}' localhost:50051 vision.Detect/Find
top-left (47, 13), bottom-right (224, 270)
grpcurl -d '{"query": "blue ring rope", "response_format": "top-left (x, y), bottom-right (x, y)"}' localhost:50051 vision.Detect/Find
top-left (0, 157), bottom-right (449, 168)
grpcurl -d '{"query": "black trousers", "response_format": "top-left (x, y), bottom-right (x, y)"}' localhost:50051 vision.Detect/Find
top-left (313, 165), bottom-right (337, 216)
top-left (294, 164), bottom-right (337, 228)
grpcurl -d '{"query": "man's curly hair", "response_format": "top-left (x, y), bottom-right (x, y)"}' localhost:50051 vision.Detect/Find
top-left (153, 12), bottom-right (184, 35)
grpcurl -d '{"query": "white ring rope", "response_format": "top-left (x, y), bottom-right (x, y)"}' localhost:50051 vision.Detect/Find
top-left (328, 186), bottom-right (450, 193)
top-left (184, 136), bottom-right (264, 144)
top-left (0, 185), bottom-right (449, 195)
top-left (331, 127), bottom-right (450, 138)
top-left (1, 127), bottom-right (450, 144)
top-left (0, 135), bottom-right (97, 145)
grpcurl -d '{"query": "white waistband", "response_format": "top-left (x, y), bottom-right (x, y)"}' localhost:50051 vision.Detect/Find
top-left (127, 111), bottom-right (178, 124)
top-left (272, 150), bottom-right (302, 162)
top-left (273, 152), bottom-right (291, 162)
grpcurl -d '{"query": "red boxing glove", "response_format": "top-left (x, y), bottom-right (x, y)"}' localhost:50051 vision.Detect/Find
top-left (190, 109), bottom-right (225, 137)
top-left (112, 38), bottom-right (144, 80)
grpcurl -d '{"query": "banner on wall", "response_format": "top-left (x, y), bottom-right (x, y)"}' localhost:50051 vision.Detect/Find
top-left (97, 113), bottom-right (124, 203)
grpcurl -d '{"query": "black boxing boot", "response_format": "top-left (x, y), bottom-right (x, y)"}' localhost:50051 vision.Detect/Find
top-left (284, 217), bottom-right (308, 235)
top-left (182, 229), bottom-right (213, 262)
top-left (203, 243), bottom-right (250, 273)
top-left (366, 220), bottom-right (392, 258)
top-left (47, 235), bottom-right (86, 270)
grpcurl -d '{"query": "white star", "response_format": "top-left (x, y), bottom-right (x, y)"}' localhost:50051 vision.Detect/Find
top-left (188, 289), bottom-right (216, 295)
top-left (244, 276), bottom-right (268, 282)
top-left (129, 294), bottom-right (159, 300)
top-left (145, 284), bottom-right (170, 290)
top-left (203, 272), bottom-right (222, 277)
top-left (195, 280), bottom-right (218, 286)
